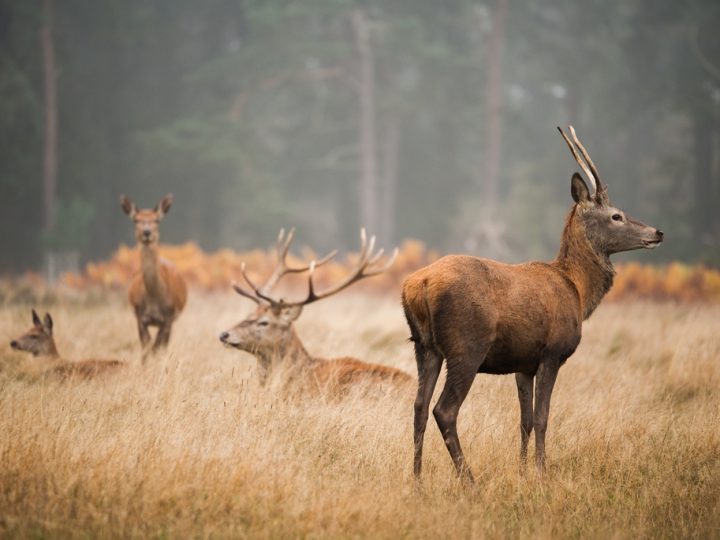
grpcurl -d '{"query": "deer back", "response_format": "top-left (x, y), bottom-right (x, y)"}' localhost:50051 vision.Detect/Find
top-left (49, 359), bottom-right (125, 380)
top-left (313, 357), bottom-right (412, 386)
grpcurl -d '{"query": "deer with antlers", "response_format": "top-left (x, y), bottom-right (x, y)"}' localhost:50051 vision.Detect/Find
top-left (403, 127), bottom-right (664, 482)
top-left (10, 309), bottom-right (125, 379)
top-left (219, 229), bottom-right (411, 388)
top-left (120, 194), bottom-right (187, 358)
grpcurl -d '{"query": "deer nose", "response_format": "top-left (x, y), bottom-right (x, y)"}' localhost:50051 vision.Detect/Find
top-left (219, 331), bottom-right (229, 342)
top-left (656, 229), bottom-right (664, 240)
top-left (142, 230), bottom-right (152, 238)
top-left (10, 340), bottom-right (18, 349)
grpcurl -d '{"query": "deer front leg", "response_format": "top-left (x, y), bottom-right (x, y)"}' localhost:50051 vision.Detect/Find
top-left (533, 359), bottom-right (560, 473)
top-left (515, 372), bottom-right (534, 469)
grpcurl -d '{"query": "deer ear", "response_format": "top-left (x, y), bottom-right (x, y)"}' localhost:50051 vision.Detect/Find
top-left (32, 309), bottom-right (42, 328)
top-left (43, 313), bottom-right (53, 334)
top-left (571, 173), bottom-right (593, 205)
top-left (279, 305), bottom-right (303, 323)
top-left (120, 195), bottom-right (137, 218)
top-left (155, 194), bottom-right (173, 219)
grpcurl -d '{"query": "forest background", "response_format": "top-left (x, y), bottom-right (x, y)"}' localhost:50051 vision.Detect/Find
top-left (1, 0), bottom-right (719, 274)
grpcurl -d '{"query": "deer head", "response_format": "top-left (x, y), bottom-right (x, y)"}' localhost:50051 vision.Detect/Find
top-left (219, 228), bottom-right (397, 357)
top-left (120, 194), bottom-right (173, 246)
top-left (10, 309), bottom-right (58, 357)
top-left (558, 126), bottom-right (663, 255)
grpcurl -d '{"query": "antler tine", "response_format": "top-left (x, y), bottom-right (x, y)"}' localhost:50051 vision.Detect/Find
top-left (261, 228), bottom-right (338, 293)
top-left (240, 262), bottom-right (278, 305)
top-left (278, 229), bottom-right (398, 308)
top-left (364, 247), bottom-right (399, 276)
top-left (365, 234), bottom-right (376, 263)
top-left (368, 247), bottom-right (385, 266)
top-left (231, 281), bottom-right (261, 304)
top-left (568, 126), bottom-right (606, 196)
top-left (278, 227), bottom-right (295, 261)
top-left (305, 260), bottom-right (318, 302)
top-left (557, 126), bottom-right (597, 192)
top-left (358, 228), bottom-right (368, 259)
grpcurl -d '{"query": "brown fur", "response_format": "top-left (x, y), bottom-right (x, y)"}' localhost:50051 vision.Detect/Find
top-left (121, 194), bottom-right (187, 357)
top-left (48, 359), bottom-right (125, 380)
top-left (403, 131), bottom-right (664, 482)
top-left (127, 257), bottom-right (188, 320)
top-left (10, 310), bottom-right (125, 380)
top-left (314, 357), bottom-right (413, 386)
top-left (220, 304), bottom-right (412, 390)
top-left (221, 228), bottom-right (408, 391)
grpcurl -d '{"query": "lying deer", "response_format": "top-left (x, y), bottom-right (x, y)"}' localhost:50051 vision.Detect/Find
top-left (219, 229), bottom-right (411, 388)
top-left (10, 309), bottom-right (125, 379)
top-left (120, 194), bottom-right (187, 358)
top-left (403, 126), bottom-right (664, 482)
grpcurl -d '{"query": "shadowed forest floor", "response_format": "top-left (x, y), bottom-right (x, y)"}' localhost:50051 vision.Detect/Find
top-left (0, 293), bottom-right (718, 539)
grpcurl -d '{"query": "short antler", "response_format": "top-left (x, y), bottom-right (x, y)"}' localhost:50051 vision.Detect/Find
top-left (557, 126), bottom-right (608, 202)
top-left (233, 228), bottom-right (398, 308)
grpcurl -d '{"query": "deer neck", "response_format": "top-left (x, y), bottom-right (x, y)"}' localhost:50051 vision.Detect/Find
top-left (140, 244), bottom-right (166, 297)
top-left (254, 328), bottom-right (316, 369)
top-left (36, 340), bottom-right (61, 361)
top-left (281, 329), bottom-right (316, 365)
top-left (553, 206), bottom-right (615, 320)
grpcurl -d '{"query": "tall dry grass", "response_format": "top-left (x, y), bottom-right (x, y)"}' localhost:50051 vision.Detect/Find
top-left (0, 293), bottom-right (718, 538)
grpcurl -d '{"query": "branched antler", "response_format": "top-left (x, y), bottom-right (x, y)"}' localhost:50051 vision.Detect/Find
top-left (263, 228), bottom-right (337, 292)
top-left (232, 228), bottom-right (398, 308)
top-left (231, 228), bottom-right (336, 304)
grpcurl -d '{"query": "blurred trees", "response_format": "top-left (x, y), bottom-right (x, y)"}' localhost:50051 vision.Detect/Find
top-left (0, 0), bottom-right (718, 273)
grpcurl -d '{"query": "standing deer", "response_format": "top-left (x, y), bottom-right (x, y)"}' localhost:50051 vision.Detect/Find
top-left (10, 309), bottom-right (125, 378)
top-left (219, 228), bottom-right (411, 388)
top-left (403, 127), bottom-right (664, 482)
top-left (120, 194), bottom-right (187, 358)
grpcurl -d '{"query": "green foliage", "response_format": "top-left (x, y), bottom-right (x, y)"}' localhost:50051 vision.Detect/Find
top-left (0, 0), bottom-right (718, 270)
top-left (41, 197), bottom-right (95, 252)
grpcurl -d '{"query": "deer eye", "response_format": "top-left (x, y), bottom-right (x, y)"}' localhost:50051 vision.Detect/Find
top-left (257, 320), bottom-right (269, 327)
top-left (611, 213), bottom-right (623, 222)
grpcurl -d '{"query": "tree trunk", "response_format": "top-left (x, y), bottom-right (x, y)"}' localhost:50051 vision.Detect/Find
top-left (480, 0), bottom-right (507, 207)
top-left (380, 113), bottom-right (399, 244)
top-left (693, 109), bottom-right (715, 245)
top-left (41, 0), bottom-right (58, 233)
top-left (351, 9), bottom-right (378, 230)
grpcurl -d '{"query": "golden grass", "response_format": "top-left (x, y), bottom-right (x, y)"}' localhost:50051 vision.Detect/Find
top-left (0, 293), bottom-right (719, 539)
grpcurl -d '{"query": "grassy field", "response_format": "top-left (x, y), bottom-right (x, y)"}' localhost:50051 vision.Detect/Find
top-left (0, 292), bottom-right (719, 539)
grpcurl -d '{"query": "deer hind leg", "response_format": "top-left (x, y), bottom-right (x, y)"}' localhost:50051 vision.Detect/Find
top-left (432, 344), bottom-right (490, 483)
top-left (515, 372), bottom-right (534, 469)
top-left (533, 359), bottom-right (560, 473)
top-left (136, 313), bottom-right (151, 349)
top-left (153, 320), bottom-right (172, 351)
top-left (413, 340), bottom-right (442, 478)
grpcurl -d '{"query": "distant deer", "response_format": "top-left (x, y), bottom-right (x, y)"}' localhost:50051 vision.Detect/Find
top-left (219, 228), bottom-right (411, 388)
top-left (403, 126), bottom-right (664, 482)
top-left (120, 194), bottom-right (187, 358)
top-left (10, 309), bottom-right (125, 379)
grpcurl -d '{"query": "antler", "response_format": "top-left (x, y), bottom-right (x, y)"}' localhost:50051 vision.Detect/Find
top-left (234, 228), bottom-right (398, 308)
top-left (557, 126), bottom-right (608, 202)
top-left (232, 228), bottom-right (337, 304)
top-left (263, 228), bottom-right (337, 291)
